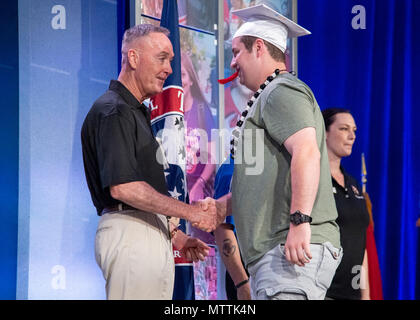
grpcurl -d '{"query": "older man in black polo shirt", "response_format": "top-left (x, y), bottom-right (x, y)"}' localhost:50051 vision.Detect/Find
top-left (81, 24), bottom-right (217, 300)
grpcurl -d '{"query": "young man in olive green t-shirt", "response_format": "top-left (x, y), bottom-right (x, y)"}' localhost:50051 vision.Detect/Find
top-left (214, 5), bottom-right (342, 300)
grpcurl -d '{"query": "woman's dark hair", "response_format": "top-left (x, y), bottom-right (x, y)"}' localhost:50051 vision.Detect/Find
top-left (181, 51), bottom-right (207, 104)
top-left (322, 108), bottom-right (352, 131)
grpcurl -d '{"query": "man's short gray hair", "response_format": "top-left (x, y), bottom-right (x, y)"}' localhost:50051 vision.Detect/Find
top-left (121, 24), bottom-right (170, 64)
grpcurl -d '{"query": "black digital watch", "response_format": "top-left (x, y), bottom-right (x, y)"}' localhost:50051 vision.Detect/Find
top-left (290, 211), bottom-right (312, 226)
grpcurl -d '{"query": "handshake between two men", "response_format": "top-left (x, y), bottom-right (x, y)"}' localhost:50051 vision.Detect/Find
top-left (189, 194), bottom-right (231, 233)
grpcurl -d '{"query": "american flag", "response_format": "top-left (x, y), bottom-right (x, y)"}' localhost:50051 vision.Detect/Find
top-left (150, 0), bottom-right (195, 300)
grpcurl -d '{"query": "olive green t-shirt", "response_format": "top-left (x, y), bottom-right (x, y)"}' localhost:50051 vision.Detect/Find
top-left (231, 73), bottom-right (340, 268)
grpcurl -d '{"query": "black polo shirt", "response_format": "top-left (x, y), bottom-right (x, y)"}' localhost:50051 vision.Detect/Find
top-left (81, 80), bottom-right (169, 215)
top-left (326, 167), bottom-right (370, 300)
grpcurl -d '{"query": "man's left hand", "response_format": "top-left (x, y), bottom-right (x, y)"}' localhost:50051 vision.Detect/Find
top-left (284, 223), bottom-right (312, 267)
top-left (173, 230), bottom-right (210, 262)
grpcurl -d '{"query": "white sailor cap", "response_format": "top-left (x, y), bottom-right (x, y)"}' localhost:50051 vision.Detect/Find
top-left (232, 4), bottom-right (311, 54)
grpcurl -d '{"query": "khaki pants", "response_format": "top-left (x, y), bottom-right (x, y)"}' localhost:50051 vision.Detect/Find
top-left (95, 210), bottom-right (174, 300)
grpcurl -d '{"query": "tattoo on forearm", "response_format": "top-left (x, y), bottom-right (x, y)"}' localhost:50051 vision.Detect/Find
top-left (222, 239), bottom-right (236, 257)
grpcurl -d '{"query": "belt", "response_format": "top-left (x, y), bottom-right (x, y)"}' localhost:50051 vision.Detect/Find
top-left (101, 203), bottom-right (137, 216)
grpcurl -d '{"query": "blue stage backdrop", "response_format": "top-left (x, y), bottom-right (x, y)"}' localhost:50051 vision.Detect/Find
top-left (17, 0), bottom-right (118, 299)
top-left (298, 0), bottom-right (420, 299)
top-left (0, 0), bottom-right (19, 300)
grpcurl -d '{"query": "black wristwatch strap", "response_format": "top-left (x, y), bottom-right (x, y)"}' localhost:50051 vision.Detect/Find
top-left (290, 210), bottom-right (312, 225)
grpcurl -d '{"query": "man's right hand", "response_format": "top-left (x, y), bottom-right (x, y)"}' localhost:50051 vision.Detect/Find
top-left (190, 197), bottom-right (217, 232)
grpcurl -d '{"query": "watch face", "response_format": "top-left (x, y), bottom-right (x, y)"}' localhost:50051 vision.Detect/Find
top-left (290, 212), bottom-right (311, 225)
top-left (291, 213), bottom-right (301, 225)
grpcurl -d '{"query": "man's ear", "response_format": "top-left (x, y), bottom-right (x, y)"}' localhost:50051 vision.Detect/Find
top-left (254, 38), bottom-right (265, 58)
top-left (127, 49), bottom-right (138, 69)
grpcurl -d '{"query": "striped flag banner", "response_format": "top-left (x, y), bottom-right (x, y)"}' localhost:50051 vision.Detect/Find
top-left (150, 0), bottom-right (195, 300)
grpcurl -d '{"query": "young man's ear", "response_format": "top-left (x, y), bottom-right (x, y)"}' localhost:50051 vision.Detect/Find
top-left (254, 38), bottom-right (265, 57)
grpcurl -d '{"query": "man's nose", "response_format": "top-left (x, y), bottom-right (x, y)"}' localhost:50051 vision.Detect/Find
top-left (230, 57), bottom-right (237, 70)
top-left (166, 60), bottom-right (173, 75)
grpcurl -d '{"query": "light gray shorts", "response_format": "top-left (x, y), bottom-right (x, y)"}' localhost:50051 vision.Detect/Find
top-left (248, 242), bottom-right (343, 300)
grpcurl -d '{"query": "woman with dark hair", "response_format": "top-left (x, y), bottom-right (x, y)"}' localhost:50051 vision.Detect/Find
top-left (181, 51), bottom-right (216, 244)
top-left (322, 108), bottom-right (370, 300)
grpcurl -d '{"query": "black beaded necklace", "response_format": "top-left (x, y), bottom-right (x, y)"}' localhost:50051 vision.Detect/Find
top-left (230, 68), bottom-right (291, 158)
